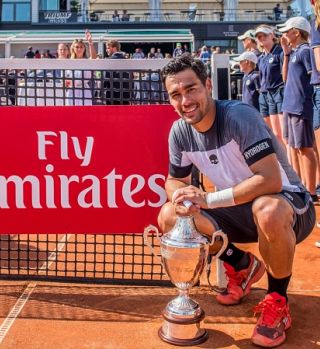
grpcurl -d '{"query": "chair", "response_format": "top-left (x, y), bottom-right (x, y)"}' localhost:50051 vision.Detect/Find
top-left (188, 4), bottom-right (197, 21)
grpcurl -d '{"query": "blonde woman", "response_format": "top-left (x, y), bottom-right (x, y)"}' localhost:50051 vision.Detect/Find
top-left (66, 30), bottom-right (96, 106)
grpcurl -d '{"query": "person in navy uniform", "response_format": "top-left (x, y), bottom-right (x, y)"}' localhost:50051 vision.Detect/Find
top-left (255, 25), bottom-right (286, 151)
top-left (279, 17), bottom-right (317, 202)
top-left (310, 0), bottom-right (320, 244)
top-left (238, 29), bottom-right (261, 57)
top-left (234, 51), bottom-right (260, 111)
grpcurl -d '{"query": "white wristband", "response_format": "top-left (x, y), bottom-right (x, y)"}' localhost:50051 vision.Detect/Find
top-left (206, 188), bottom-right (235, 209)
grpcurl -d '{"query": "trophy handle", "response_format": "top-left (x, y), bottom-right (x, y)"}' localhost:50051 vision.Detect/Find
top-left (143, 224), bottom-right (163, 266)
top-left (209, 229), bottom-right (228, 259)
top-left (207, 229), bottom-right (229, 293)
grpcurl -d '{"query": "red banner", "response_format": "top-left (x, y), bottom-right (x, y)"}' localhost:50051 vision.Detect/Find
top-left (0, 105), bottom-right (177, 233)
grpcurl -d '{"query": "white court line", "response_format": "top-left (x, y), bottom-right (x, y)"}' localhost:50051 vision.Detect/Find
top-left (0, 233), bottom-right (73, 345)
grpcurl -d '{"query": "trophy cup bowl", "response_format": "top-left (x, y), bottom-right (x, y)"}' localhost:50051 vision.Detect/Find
top-left (144, 214), bottom-right (228, 346)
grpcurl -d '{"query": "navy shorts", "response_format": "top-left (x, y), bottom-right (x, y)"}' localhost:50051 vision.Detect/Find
top-left (201, 191), bottom-right (315, 244)
top-left (267, 87), bottom-right (284, 115)
top-left (285, 113), bottom-right (314, 148)
top-left (259, 91), bottom-right (269, 117)
top-left (312, 87), bottom-right (320, 130)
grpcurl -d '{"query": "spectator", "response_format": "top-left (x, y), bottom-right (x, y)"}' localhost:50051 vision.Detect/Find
top-left (148, 47), bottom-right (156, 59)
top-left (106, 39), bottom-right (125, 59)
top-left (122, 10), bottom-right (130, 21)
top-left (165, 53), bottom-right (172, 59)
top-left (24, 46), bottom-right (35, 59)
top-left (286, 5), bottom-right (293, 19)
top-left (34, 50), bottom-right (41, 59)
top-left (211, 46), bottom-right (221, 55)
top-left (65, 31), bottom-right (97, 106)
top-left (104, 39), bottom-right (130, 104)
top-left (238, 29), bottom-right (261, 57)
top-left (112, 10), bottom-right (120, 22)
top-left (183, 44), bottom-right (190, 53)
top-left (234, 51), bottom-right (260, 111)
top-left (173, 43), bottom-right (184, 58)
top-left (155, 48), bottom-right (164, 59)
top-left (54, 43), bottom-right (69, 80)
top-left (280, 17), bottom-right (317, 201)
top-left (57, 43), bottom-right (69, 59)
top-left (132, 48), bottom-right (145, 59)
top-left (199, 45), bottom-right (210, 64)
top-left (273, 3), bottom-right (283, 21)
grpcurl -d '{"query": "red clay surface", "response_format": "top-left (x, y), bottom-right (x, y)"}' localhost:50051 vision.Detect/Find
top-left (0, 214), bottom-right (319, 348)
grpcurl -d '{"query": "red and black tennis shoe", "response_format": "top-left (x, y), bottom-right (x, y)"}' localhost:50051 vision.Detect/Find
top-left (216, 252), bottom-right (265, 305)
top-left (252, 292), bottom-right (291, 347)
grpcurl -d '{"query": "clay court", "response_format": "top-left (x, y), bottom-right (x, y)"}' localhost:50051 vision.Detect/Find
top-left (0, 212), bottom-right (319, 349)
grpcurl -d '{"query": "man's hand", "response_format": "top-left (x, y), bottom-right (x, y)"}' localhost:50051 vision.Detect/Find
top-left (172, 186), bottom-right (208, 216)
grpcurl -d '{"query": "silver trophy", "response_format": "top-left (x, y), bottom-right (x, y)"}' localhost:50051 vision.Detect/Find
top-left (144, 213), bottom-right (228, 346)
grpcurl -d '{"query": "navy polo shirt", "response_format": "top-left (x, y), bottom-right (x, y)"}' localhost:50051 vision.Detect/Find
top-left (242, 70), bottom-right (260, 111)
top-left (310, 19), bottom-right (320, 85)
top-left (257, 44), bottom-right (284, 92)
top-left (282, 43), bottom-right (313, 118)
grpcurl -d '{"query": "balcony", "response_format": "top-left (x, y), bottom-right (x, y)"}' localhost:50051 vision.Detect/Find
top-left (38, 8), bottom-right (294, 24)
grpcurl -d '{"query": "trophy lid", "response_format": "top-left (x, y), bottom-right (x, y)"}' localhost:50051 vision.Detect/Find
top-left (161, 216), bottom-right (209, 248)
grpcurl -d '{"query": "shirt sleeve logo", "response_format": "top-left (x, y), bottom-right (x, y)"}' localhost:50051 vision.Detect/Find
top-left (209, 153), bottom-right (219, 164)
top-left (243, 138), bottom-right (274, 166)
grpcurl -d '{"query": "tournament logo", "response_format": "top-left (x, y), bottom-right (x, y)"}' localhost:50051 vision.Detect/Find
top-left (269, 57), bottom-right (274, 63)
top-left (291, 55), bottom-right (297, 63)
top-left (246, 79), bottom-right (251, 86)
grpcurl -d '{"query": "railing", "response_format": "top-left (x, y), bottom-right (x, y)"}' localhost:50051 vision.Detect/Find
top-left (38, 8), bottom-right (298, 24)
top-left (0, 59), bottom-right (170, 106)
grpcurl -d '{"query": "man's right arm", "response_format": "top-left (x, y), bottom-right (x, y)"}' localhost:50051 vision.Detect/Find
top-left (165, 174), bottom-right (191, 202)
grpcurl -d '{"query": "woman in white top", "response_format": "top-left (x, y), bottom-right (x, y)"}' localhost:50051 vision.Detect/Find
top-left (66, 30), bottom-right (97, 106)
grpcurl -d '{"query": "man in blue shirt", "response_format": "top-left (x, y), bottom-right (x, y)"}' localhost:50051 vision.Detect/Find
top-left (234, 51), bottom-right (260, 111)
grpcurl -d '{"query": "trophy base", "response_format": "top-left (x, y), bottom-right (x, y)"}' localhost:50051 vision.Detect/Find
top-left (158, 309), bottom-right (208, 346)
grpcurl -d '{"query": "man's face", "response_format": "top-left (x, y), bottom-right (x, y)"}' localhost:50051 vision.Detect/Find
top-left (165, 69), bottom-right (213, 127)
top-left (106, 44), bottom-right (116, 56)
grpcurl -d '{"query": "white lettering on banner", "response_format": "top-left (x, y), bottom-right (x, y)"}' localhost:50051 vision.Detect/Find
top-left (0, 169), bottom-right (166, 209)
top-left (37, 131), bottom-right (94, 166)
top-left (0, 131), bottom-right (167, 209)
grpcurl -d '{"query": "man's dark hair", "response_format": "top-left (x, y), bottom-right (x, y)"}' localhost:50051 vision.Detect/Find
top-left (161, 53), bottom-right (208, 86)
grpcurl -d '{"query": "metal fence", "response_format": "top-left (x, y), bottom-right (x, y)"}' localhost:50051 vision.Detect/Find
top-left (0, 59), bottom-right (170, 107)
top-left (0, 58), bottom-right (242, 285)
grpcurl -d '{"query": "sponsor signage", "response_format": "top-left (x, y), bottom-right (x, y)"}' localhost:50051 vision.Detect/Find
top-left (0, 105), bottom-right (177, 233)
top-left (39, 11), bottom-right (77, 24)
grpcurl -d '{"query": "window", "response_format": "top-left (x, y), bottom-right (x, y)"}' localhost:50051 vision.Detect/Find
top-left (40, 0), bottom-right (59, 11)
top-left (2, 0), bottom-right (31, 22)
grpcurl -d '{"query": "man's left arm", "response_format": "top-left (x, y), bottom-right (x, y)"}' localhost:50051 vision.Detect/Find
top-left (232, 153), bottom-right (282, 205)
top-left (172, 153), bottom-right (282, 209)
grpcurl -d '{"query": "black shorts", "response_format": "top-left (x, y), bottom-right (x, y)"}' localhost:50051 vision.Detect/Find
top-left (201, 190), bottom-right (315, 244)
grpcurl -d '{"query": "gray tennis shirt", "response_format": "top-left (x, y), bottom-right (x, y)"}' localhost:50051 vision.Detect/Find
top-left (169, 100), bottom-right (303, 192)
